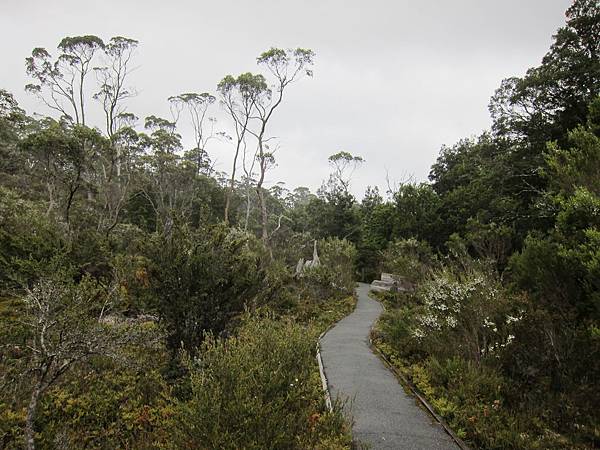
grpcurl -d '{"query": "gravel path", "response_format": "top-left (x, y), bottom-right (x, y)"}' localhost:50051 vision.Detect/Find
top-left (320, 283), bottom-right (459, 450)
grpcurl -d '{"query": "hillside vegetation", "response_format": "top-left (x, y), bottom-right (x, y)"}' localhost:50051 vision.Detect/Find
top-left (1, 1), bottom-right (599, 449)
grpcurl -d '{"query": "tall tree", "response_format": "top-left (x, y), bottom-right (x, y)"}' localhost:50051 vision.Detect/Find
top-left (139, 115), bottom-right (190, 232)
top-left (324, 151), bottom-right (364, 195)
top-left (168, 92), bottom-right (216, 175)
top-left (250, 47), bottom-right (315, 245)
top-left (484, 0), bottom-right (600, 237)
top-left (94, 36), bottom-right (139, 138)
top-left (26, 36), bottom-right (105, 125)
top-left (490, 0), bottom-right (600, 145)
top-left (218, 73), bottom-right (267, 224)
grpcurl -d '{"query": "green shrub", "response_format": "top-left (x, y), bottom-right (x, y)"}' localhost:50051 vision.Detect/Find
top-left (303, 237), bottom-right (357, 299)
top-left (0, 187), bottom-right (65, 291)
top-left (375, 253), bottom-right (522, 366)
top-left (374, 250), bottom-right (598, 449)
top-left (171, 314), bottom-right (351, 449)
top-left (386, 257), bottom-right (520, 365)
top-left (381, 238), bottom-right (435, 284)
top-left (36, 365), bottom-right (173, 450)
top-left (378, 306), bottom-right (429, 362)
top-left (149, 223), bottom-right (268, 353)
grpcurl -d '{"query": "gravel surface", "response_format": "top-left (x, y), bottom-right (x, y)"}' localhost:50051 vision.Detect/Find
top-left (320, 283), bottom-right (459, 450)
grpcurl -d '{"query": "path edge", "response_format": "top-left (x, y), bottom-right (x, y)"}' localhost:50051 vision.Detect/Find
top-left (316, 333), bottom-right (333, 411)
top-left (316, 288), bottom-right (360, 412)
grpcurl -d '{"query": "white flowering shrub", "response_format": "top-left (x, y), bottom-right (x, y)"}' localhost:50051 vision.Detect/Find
top-left (379, 257), bottom-right (522, 365)
top-left (412, 261), bottom-right (521, 364)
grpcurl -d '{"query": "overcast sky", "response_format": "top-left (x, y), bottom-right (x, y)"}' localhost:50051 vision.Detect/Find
top-left (1, 0), bottom-right (572, 198)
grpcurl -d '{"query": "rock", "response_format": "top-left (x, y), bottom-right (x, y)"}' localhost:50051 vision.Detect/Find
top-left (311, 239), bottom-right (320, 267)
top-left (370, 273), bottom-right (415, 292)
top-left (295, 240), bottom-right (320, 276)
top-left (371, 279), bottom-right (397, 292)
top-left (295, 258), bottom-right (305, 277)
top-left (381, 273), bottom-right (395, 282)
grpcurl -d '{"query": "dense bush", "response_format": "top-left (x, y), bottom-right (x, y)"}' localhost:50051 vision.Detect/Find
top-left (380, 238), bottom-right (436, 284)
top-left (0, 38), bottom-right (359, 450)
top-left (0, 187), bottom-right (65, 291)
top-left (171, 314), bottom-right (351, 450)
top-left (302, 237), bottom-right (357, 299)
top-left (375, 245), bottom-right (599, 448)
top-left (36, 365), bottom-right (173, 449)
top-left (148, 223), bottom-right (268, 353)
top-left (379, 248), bottom-right (519, 359)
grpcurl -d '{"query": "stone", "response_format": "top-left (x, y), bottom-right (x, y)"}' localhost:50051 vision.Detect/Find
top-left (370, 273), bottom-right (415, 292)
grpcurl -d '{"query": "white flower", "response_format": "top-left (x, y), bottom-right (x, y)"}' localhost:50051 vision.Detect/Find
top-left (420, 314), bottom-right (440, 330)
top-left (446, 316), bottom-right (457, 328)
top-left (411, 328), bottom-right (425, 339)
top-left (506, 315), bottom-right (520, 324)
top-left (433, 303), bottom-right (448, 312)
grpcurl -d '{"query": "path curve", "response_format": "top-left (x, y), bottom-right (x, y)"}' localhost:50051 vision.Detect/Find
top-left (320, 283), bottom-right (459, 450)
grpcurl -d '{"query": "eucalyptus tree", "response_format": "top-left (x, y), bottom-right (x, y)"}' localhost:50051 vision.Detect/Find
top-left (24, 35), bottom-right (140, 235)
top-left (241, 150), bottom-right (258, 231)
top-left (26, 35), bottom-right (105, 125)
top-left (94, 36), bottom-right (139, 139)
top-left (168, 92), bottom-right (216, 175)
top-left (250, 47), bottom-right (315, 245)
top-left (309, 151), bottom-right (364, 243)
top-left (19, 121), bottom-right (107, 226)
top-left (139, 115), bottom-right (192, 232)
top-left (217, 72), bottom-right (267, 224)
top-left (325, 151), bottom-right (365, 195)
top-left (84, 37), bottom-right (140, 233)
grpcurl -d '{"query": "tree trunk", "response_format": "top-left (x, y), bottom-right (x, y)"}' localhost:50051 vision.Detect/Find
top-left (244, 183), bottom-right (251, 231)
top-left (225, 148), bottom-right (238, 224)
top-left (224, 189), bottom-right (232, 224)
top-left (45, 182), bottom-right (55, 216)
top-left (116, 144), bottom-right (121, 177)
top-left (256, 184), bottom-right (273, 259)
top-left (25, 381), bottom-right (42, 450)
top-left (257, 186), bottom-right (268, 243)
top-left (255, 138), bottom-right (269, 245)
top-left (225, 146), bottom-right (240, 224)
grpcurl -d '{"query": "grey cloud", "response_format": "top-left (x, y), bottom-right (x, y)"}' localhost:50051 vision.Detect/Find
top-left (1, 0), bottom-right (572, 197)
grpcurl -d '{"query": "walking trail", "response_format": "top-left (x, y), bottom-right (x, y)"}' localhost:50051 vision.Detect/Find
top-left (319, 283), bottom-right (459, 450)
